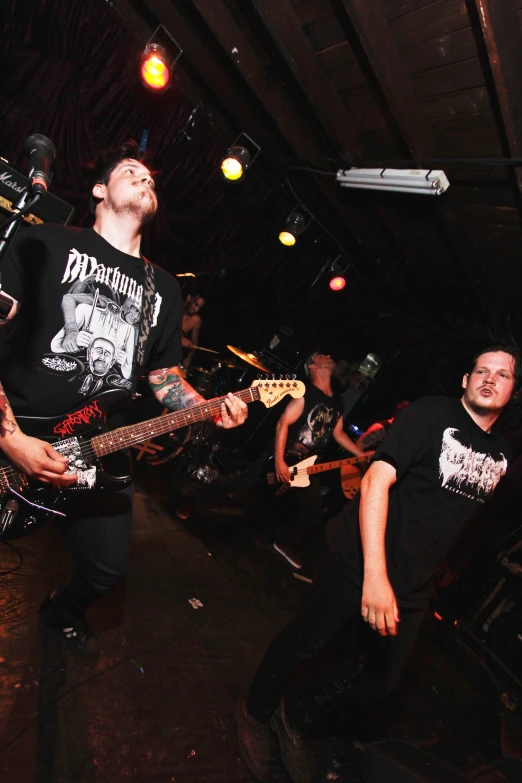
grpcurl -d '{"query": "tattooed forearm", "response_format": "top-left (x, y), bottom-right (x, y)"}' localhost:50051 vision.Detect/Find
top-left (148, 368), bottom-right (206, 411)
top-left (0, 382), bottom-right (18, 437)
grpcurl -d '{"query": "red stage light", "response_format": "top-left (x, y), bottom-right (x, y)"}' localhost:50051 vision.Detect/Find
top-left (141, 44), bottom-right (170, 91)
top-left (329, 275), bottom-right (346, 291)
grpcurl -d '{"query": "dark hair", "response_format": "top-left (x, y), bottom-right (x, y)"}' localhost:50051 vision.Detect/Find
top-left (468, 344), bottom-right (521, 389)
top-left (87, 140), bottom-right (149, 215)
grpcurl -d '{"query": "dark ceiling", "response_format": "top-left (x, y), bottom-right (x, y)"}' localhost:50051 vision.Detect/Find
top-left (93, 0), bottom-right (522, 347)
top-left (3, 0), bottom-right (522, 400)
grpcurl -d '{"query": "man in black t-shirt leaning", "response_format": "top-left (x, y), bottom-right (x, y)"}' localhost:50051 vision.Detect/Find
top-left (271, 352), bottom-right (365, 570)
top-left (0, 141), bottom-right (247, 659)
top-left (238, 345), bottom-right (517, 783)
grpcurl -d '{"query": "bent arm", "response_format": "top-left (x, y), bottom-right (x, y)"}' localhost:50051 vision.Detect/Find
top-left (148, 366), bottom-right (206, 410)
top-left (274, 397), bottom-right (305, 482)
top-left (332, 417), bottom-right (364, 456)
top-left (148, 366), bottom-right (248, 428)
top-left (0, 381), bottom-right (75, 485)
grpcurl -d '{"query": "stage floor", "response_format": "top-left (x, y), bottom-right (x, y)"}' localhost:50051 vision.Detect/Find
top-left (0, 465), bottom-right (517, 782)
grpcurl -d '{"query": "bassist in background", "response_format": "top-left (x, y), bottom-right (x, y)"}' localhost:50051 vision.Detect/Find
top-left (272, 352), bottom-right (365, 570)
top-left (0, 140), bottom-right (247, 659)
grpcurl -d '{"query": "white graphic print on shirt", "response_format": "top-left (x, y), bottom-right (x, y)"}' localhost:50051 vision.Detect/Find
top-left (40, 247), bottom-right (162, 397)
top-left (439, 427), bottom-right (507, 502)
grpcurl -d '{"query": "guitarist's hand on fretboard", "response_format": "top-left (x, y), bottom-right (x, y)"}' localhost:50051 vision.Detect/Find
top-left (0, 432), bottom-right (78, 487)
top-left (215, 392), bottom-right (248, 429)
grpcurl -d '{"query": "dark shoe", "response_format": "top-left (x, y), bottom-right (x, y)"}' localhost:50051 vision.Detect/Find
top-left (273, 542), bottom-right (303, 570)
top-left (270, 699), bottom-right (312, 783)
top-left (236, 696), bottom-right (280, 782)
top-left (38, 597), bottom-right (100, 661)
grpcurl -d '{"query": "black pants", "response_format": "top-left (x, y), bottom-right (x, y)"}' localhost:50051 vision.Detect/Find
top-left (274, 477), bottom-right (323, 549)
top-left (247, 546), bottom-right (425, 730)
top-left (52, 484), bottom-right (134, 620)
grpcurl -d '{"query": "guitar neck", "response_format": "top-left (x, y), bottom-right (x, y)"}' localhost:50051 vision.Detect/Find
top-left (307, 455), bottom-right (369, 475)
top-left (90, 387), bottom-right (259, 457)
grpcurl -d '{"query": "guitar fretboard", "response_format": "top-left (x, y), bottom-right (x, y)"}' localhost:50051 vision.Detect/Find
top-left (91, 387), bottom-right (259, 457)
top-left (308, 455), bottom-right (370, 475)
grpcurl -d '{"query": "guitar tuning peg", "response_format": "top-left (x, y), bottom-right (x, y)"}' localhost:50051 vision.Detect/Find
top-left (292, 374), bottom-right (297, 380)
top-left (285, 374), bottom-right (290, 380)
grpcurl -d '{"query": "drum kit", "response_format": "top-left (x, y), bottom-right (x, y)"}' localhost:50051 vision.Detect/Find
top-left (184, 344), bottom-right (271, 398)
top-left (138, 344), bottom-right (274, 476)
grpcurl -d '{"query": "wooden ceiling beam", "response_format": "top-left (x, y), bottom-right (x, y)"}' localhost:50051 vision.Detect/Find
top-left (250, 0), bottom-right (360, 156)
top-left (188, 0), bottom-right (368, 245)
top-left (339, 0), bottom-right (437, 158)
top-left (142, 0), bottom-right (288, 156)
top-left (189, 0), bottom-right (326, 160)
top-left (470, 0), bottom-right (522, 192)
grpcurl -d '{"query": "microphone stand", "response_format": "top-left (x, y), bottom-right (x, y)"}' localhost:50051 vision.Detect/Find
top-left (0, 190), bottom-right (41, 263)
top-left (0, 189), bottom-right (42, 321)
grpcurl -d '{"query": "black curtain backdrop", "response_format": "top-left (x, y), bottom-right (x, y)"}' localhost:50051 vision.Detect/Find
top-left (0, 0), bottom-right (381, 360)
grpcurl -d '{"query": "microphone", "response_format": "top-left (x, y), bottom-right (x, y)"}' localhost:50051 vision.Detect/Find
top-left (23, 134), bottom-right (57, 194)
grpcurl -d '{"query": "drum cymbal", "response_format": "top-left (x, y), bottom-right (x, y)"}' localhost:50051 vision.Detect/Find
top-left (226, 345), bottom-right (271, 372)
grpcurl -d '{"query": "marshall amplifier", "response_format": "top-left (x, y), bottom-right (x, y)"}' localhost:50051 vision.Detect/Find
top-left (0, 157), bottom-right (74, 226)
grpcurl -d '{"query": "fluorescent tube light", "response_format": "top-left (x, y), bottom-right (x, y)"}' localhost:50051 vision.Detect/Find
top-left (336, 168), bottom-right (450, 195)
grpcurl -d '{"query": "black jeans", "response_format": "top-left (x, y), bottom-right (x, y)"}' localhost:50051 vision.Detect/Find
top-left (274, 477), bottom-right (323, 549)
top-left (52, 484), bottom-right (134, 620)
top-left (247, 546), bottom-right (426, 730)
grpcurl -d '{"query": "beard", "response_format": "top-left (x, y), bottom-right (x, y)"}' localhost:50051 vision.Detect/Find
top-left (465, 392), bottom-right (502, 415)
top-left (107, 189), bottom-right (157, 225)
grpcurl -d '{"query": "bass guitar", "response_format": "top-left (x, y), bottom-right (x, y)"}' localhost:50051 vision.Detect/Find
top-left (0, 378), bottom-right (305, 540)
top-left (266, 453), bottom-right (372, 499)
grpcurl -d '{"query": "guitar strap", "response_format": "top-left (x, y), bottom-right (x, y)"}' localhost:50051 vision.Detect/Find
top-left (130, 258), bottom-right (155, 400)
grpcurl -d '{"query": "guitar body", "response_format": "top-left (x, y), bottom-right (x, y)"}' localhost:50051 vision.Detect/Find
top-left (340, 464), bottom-right (363, 499)
top-left (266, 452), bottom-right (371, 499)
top-left (0, 390), bottom-right (130, 540)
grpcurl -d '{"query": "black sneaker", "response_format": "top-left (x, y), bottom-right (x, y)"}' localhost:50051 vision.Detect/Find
top-left (270, 699), bottom-right (312, 783)
top-left (236, 696), bottom-right (281, 782)
top-left (272, 542), bottom-right (303, 570)
top-left (38, 597), bottom-right (100, 661)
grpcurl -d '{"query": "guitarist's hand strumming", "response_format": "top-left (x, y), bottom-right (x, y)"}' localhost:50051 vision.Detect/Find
top-left (0, 432), bottom-right (78, 487)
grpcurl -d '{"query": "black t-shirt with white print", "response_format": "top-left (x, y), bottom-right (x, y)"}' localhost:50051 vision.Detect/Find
top-left (285, 384), bottom-right (344, 460)
top-left (326, 396), bottom-right (511, 606)
top-left (0, 224), bottom-right (182, 416)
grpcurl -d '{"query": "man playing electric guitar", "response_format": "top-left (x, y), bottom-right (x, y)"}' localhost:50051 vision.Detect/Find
top-left (0, 140), bottom-right (248, 659)
top-left (272, 352), bottom-right (365, 570)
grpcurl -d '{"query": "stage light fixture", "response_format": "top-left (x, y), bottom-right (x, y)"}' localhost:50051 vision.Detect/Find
top-left (279, 211), bottom-right (307, 246)
top-left (141, 44), bottom-right (170, 91)
top-left (336, 168), bottom-right (450, 195)
top-left (221, 146), bottom-right (251, 181)
top-left (220, 132), bottom-right (260, 182)
top-left (329, 275), bottom-right (346, 291)
top-left (139, 25), bottom-right (182, 93)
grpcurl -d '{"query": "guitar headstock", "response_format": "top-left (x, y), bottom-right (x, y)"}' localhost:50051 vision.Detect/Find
top-left (251, 377), bottom-right (305, 408)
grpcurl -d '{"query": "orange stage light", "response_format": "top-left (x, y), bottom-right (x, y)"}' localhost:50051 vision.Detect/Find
top-left (141, 44), bottom-right (170, 91)
top-left (329, 275), bottom-right (346, 291)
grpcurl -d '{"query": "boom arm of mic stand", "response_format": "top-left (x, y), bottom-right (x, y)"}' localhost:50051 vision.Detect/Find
top-left (0, 192), bottom-right (42, 263)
